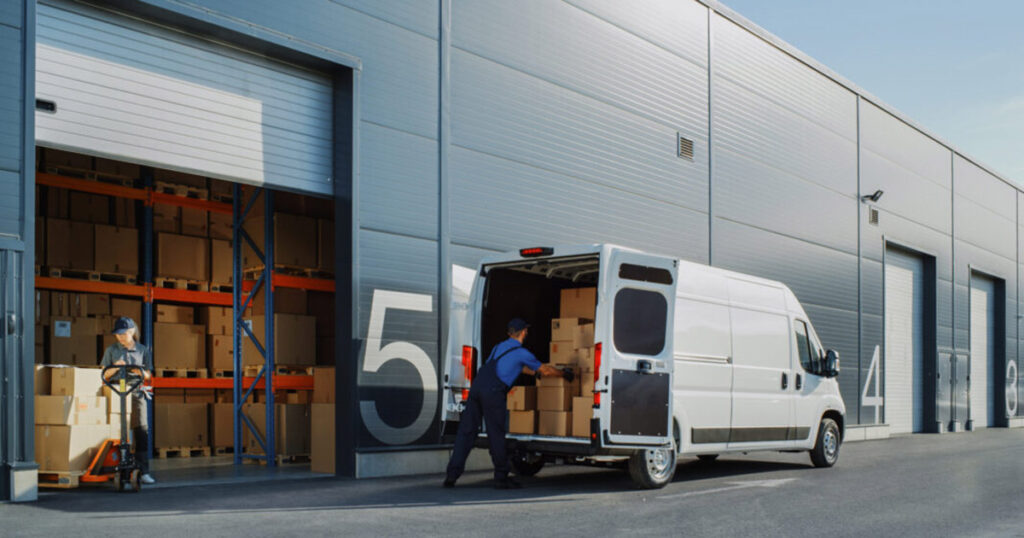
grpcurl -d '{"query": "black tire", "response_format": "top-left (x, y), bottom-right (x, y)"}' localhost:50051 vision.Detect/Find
top-left (697, 454), bottom-right (719, 463)
top-left (810, 417), bottom-right (840, 468)
top-left (112, 472), bottom-right (122, 492)
top-left (510, 454), bottom-right (545, 477)
top-left (628, 444), bottom-right (677, 489)
top-left (130, 469), bottom-right (142, 492)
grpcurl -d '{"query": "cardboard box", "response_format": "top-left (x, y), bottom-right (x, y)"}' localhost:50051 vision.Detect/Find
top-left (156, 388), bottom-right (185, 403)
top-left (312, 367), bottom-right (335, 403)
top-left (506, 386), bottom-right (536, 411)
top-left (581, 371), bottom-right (596, 397)
top-left (154, 402), bottom-right (208, 448)
top-left (114, 198), bottom-right (137, 228)
top-left (184, 389), bottom-right (215, 404)
top-left (209, 178), bottom-right (232, 198)
top-left (111, 298), bottom-right (142, 324)
top-left (153, 203), bottom-right (180, 233)
top-left (69, 221), bottom-right (95, 270)
top-left (35, 395), bottom-right (107, 426)
top-left (50, 292), bottom-right (70, 317)
top-left (251, 287), bottom-right (307, 315)
top-left (49, 318), bottom-right (100, 366)
top-left (243, 403), bottom-right (310, 455)
top-left (156, 304), bottom-right (194, 324)
top-left (210, 239), bottom-right (232, 285)
top-left (45, 218), bottom-right (72, 268)
top-left (69, 191), bottom-right (109, 224)
top-left (307, 291), bottom-right (335, 337)
top-left (310, 403), bottom-right (335, 473)
top-left (103, 386), bottom-right (133, 424)
top-left (34, 424), bottom-right (111, 472)
top-left (537, 386), bottom-right (573, 411)
top-left (181, 206), bottom-right (208, 237)
top-left (560, 288), bottom-right (597, 319)
top-left (215, 389), bottom-right (233, 403)
top-left (508, 410), bottom-right (536, 434)
top-left (50, 366), bottom-right (103, 397)
top-left (551, 318), bottom-right (591, 342)
top-left (208, 335), bottom-right (233, 371)
top-left (211, 402), bottom-right (233, 448)
top-left (209, 211), bottom-right (232, 240)
top-left (549, 341), bottom-right (578, 365)
top-left (537, 374), bottom-right (579, 390)
top-left (242, 314), bottom-right (316, 367)
top-left (82, 294), bottom-right (110, 317)
top-left (94, 157), bottom-right (140, 180)
top-left (36, 290), bottom-right (50, 324)
top-left (242, 213), bottom-right (318, 269)
top-left (278, 391), bottom-right (311, 404)
top-left (35, 365), bottom-right (52, 396)
top-left (317, 219), bottom-right (334, 273)
top-left (153, 323), bottom-right (205, 370)
top-left (538, 411), bottom-right (572, 436)
top-left (46, 187), bottom-right (70, 219)
top-left (577, 347), bottom-right (595, 372)
top-left (157, 233), bottom-right (210, 280)
top-left (94, 225), bottom-right (138, 275)
top-left (201, 306), bottom-right (233, 336)
top-left (572, 397), bottom-right (591, 438)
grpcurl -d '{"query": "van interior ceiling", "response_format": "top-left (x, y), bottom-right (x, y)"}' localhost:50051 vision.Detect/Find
top-left (480, 256), bottom-right (600, 371)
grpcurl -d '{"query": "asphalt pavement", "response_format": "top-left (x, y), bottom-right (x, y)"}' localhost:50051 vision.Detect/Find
top-left (5, 428), bottom-right (1024, 538)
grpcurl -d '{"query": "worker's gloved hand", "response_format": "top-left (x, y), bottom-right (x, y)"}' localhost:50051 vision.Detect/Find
top-left (535, 370), bottom-right (543, 382)
top-left (562, 369), bottom-right (575, 383)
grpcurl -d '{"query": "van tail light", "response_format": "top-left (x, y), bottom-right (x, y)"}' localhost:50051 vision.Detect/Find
top-left (461, 345), bottom-right (476, 401)
top-left (593, 342), bottom-right (602, 408)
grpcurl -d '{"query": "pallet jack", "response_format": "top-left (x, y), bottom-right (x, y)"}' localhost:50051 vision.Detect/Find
top-left (79, 364), bottom-right (148, 492)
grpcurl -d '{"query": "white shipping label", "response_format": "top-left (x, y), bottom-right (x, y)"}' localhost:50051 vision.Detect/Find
top-left (54, 320), bottom-right (72, 338)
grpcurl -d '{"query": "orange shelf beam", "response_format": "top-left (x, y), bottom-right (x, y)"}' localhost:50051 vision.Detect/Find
top-left (151, 375), bottom-right (313, 390)
top-left (151, 191), bottom-right (232, 214)
top-left (150, 287), bottom-right (233, 306)
top-left (242, 274), bottom-right (335, 293)
top-left (36, 172), bottom-right (148, 201)
top-left (35, 276), bottom-right (147, 297)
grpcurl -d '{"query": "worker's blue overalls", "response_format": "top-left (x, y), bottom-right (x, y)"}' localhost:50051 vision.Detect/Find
top-left (446, 340), bottom-right (535, 483)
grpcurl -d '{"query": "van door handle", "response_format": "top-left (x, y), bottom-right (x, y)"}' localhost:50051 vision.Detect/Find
top-left (781, 373), bottom-right (788, 390)
top-left (795, 373), bottom-right (802, 390)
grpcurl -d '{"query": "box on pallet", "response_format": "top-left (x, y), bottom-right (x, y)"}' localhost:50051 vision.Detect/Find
top-left (114, 198), bottom-right (136, 228)
top-left (209, 212), bottom-right (232, 240)
top-left (251, 287), bottom-right (307, 315)
top-left (242, 314), bottom-right (316, 367)
top-left (157, 233), bottom-right (210, 281)
top-left (156, 304), bottom-right (194, 324)
top-left (312, 367), bottom-right (335, 403)
top-left (154, 402), bottom-right (208, 448)
top-left (35, 425), bottom-right (111, 472)
top-left (48, 318), bottom-right (100, 366)
top-left (200, 306), bottom-right (232, 335)
top-left (44, 218), bottom-right (71, 268)
top-left (210, 402), bottom-right (233, 449)
top-left (69, 191), bottom-right (109, 224)
top-left (560, 288), bottom-right (596, 319)
top-left (208, 335), bottom-right (233, 372)
top-left (111, 298), bottom-right (142, 324)
top-left (243, 403), bottom-right (310, 456)
top-left (153, 204), bottom-right (180, 233)
top-left (506, 386), bottom-right (536, 411)
top-left (94, 225), bottom-right (138, 275)
top-left (46, 187), bottom-right (70, 219)
top-left (509, 410), bottom-right (535, 434)
top-left (35, 395), bottom-right (107, 426)
top-left (210, 239), bottom-right (232, 286)
top-left (181, 206), bottom-right (208, 237)
top-left (153, 323), bottom-right (205, 370)
top-left (69, 221), bottom-right (95, 270)
top-left (242, 213), bottom-right (318, 269)
top-left (184, 389), bottom-right (214, 404)
top-left (310, 403), bottom-right (334, 473)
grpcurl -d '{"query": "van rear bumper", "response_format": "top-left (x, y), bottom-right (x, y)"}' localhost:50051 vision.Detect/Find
top-left (475, 433), bottom-right (663, 457)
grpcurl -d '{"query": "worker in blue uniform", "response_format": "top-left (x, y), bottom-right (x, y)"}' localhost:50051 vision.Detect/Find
top-left (444, 317), bottom-right (574, 489)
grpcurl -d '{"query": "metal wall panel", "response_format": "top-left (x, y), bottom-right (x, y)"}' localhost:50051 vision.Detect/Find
top-left (449, 146), bottom-right (708, 261)
top-left (954, 156), bottom-right (1015, 221)
top-left (0, 25), bottom-right (23, 176)
top-left (885, 247), bottom-right (927, 433)
top-left (36, 1), bottom-right (333, 194)
top-left (565, 0), bottom-right (708, 65)
top-left (969, 275), bottom-right (997, 427)
top-left (329, 0), bottom-right (440, 39)
top-left (954, 198), bottom-right (1016, 262)
top-left (0, 2), bottom-right (22, 29)
top-left (860, 101), bottom-right (952, 190)
top-left (358, 123), bottom-right (439, 240)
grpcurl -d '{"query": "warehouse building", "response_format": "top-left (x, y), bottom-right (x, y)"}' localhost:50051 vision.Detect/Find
top-left (1, 0), bottom-right (1022, 501)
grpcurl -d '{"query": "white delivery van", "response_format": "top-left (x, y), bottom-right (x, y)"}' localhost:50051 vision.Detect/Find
top-left (442, 244), bottom-right (845, 489)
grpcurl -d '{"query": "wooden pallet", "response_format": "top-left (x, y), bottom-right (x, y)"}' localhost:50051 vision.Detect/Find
top-left (244, 453), bottom-right (310, 466)
top-left (213, 446), bottom-right (236, 455)
top-left (38, 470), bottom-right (86, 489)
top-left (154, 277), bottom-right (209, 291)
top-left (242, 365), bottom-right (314, 378)
top-left (154, 181), bottom-right (209, 200)
top-left (210, 283), bottom-right (234, 293)
top-left (157, 446), bottom-right (212, 459)
top-left (210, 192), bottom-right (234, 204)
top-left (157, 368), bottom-right (208, 378)
top-left (243, 265), bottom-right (334, 279)
top-left (45, 165), bottom-right (135, 186)
top-left (46, 268), bottom-right (138, 284)
top-left (212, 369), bottom-right (234, 378)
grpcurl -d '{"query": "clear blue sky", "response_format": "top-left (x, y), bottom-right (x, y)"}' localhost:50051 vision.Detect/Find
top-left (720, 0), bottom-right (1024, 185)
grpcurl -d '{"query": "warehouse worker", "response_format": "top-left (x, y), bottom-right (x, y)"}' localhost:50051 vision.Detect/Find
top-left (100, 317), bottom-right (156, 485)
top-left (444, 318), bottom-right (574, 489)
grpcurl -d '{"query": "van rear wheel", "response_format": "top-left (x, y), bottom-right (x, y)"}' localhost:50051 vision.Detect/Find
top-left (810, 417), bottom-right (840, 468)
top-left (510, 453), bottom-right (545, 477)
top-left (628, 444), bottom-right (676, 489)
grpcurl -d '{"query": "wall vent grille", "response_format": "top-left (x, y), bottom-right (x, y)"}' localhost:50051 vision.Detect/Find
top-left (677, 133), bottom-right (694, 160)
top-left (869, 207), bottom-right (879, 225)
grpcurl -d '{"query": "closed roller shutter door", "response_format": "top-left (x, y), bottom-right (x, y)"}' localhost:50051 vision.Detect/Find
top-left (885, 248), bottom-right (925, 434)
top-left (36, 0), bottom-right (332, 195)
top-left (969, 275), bottom-right (996, 428)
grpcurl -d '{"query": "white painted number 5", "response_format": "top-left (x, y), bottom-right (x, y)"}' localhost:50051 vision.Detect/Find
top-left (360, 289), bottom-right (436, 445)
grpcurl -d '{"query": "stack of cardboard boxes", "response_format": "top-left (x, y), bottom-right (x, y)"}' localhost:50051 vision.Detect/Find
top-left (311, 367), bottom-right (335, 472)
top-left (36, 291), bottom-right (142, 366)
top-left (508, 288), bottom-right (598, 438)
top-left (34, 366), bottom-right (129, 472)
top-left (154, 174), bottom-right (233, 287)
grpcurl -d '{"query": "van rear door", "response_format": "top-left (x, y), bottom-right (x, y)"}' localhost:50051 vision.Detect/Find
top-left (598, 248), bottom-right (678, 447)
top-left (441, 264), bottom-right (483, 425)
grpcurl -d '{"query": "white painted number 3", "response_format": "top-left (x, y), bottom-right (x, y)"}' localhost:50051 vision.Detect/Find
top-left (360, 289), bottom-right (436, 445)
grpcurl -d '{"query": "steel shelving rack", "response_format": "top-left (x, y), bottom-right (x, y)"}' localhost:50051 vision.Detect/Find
top-left (34, 172), bottom-right (333, 466)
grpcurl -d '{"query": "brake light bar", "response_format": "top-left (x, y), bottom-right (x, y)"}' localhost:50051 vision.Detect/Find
top-left (593, 342), bottom-right (602, 408)
top-left (519, 247), bottom-right (553, 258)
top-left (461, 345), bottom-right (476, 401)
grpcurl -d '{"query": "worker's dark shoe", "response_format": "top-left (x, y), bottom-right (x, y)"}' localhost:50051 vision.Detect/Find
top-left (140, 474), bottom-right (156, 484)
top-left (494, 477), bottom-right (523, 489)
top-left (442, 478), bottom-right (456, 488)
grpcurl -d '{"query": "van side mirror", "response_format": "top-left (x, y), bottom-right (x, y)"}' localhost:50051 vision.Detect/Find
top-left (823, 349), bottom-right (840, 378)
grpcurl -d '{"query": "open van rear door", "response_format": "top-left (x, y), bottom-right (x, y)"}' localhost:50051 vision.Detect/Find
top-left (598, 248), bottom-right (678, 447)
top-left (441, 264), bottom-right (483, 425)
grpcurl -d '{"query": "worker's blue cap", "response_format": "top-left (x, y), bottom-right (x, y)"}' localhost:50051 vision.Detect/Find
top-left (112, 317), bottom-right (136, 335)
top-left (507, 318), bottom-right (530, 333)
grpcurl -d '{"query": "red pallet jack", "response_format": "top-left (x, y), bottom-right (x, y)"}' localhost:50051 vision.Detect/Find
top-left (79, 365), bottom-right (147, 492)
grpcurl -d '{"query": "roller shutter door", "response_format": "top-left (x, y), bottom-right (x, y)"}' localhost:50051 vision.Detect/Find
top-left (35, 0), bottom-right (332, 195)
top-left (969, 275), bottom-right (996, 428)
top-left (884, 248), bottom-right (925, 434)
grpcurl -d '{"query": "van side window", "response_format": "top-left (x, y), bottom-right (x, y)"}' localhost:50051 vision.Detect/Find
top-left (794, 320), bottom-right (814, 372)
top-left (614, 288), bottom-right (667, 355)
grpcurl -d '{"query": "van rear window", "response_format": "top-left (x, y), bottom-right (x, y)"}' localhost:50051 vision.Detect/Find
top-left (619, 264), bottom-right (673, 285)
top-left (613, 288), bottom-right (667, 355)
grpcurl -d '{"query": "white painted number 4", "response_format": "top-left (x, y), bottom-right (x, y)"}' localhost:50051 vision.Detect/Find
top-left (862, 345), bottom-right (883, 423)
top-left (360, 289), bottom-right (436, 445)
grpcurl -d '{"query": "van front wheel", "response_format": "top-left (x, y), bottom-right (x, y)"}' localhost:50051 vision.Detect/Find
top-left (810, 417), bottom-right (840, 468)
top-left (628, 445), bottom-right (677, 489)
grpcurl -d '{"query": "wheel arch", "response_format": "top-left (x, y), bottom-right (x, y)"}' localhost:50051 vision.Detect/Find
top-left (822, 409), bottom-right (845, 441)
